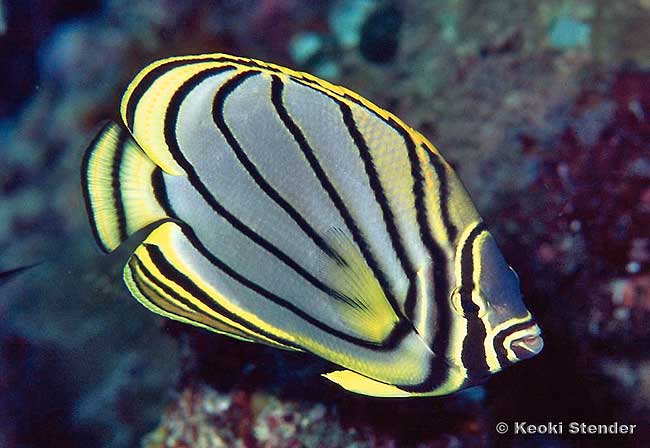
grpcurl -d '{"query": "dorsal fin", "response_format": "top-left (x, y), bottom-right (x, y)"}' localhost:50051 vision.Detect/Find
top-left (81, 121), bottom-right (168, 252)
top-left (120, 57), bottom-right (238, 176)
top-left (318, 227), bottom-right (399, 343)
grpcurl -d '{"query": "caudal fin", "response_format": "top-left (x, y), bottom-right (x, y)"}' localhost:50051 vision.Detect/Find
top-left (81, 121), bottom-right (168, 253)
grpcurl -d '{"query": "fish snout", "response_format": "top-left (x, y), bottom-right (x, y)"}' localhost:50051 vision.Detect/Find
top-left (510, 326), bottom-right (544, 360)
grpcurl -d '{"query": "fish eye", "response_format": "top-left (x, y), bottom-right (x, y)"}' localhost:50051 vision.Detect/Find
top-left (450, 286), bottom-right (489, 319)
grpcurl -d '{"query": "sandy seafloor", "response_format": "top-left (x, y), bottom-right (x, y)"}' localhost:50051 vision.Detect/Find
top-left (1, 1), bottom-right (649, 447)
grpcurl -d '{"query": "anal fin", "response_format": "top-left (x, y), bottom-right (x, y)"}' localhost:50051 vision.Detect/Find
top-left (124, 221), bottom-right (299, 351)
top-left (125, 253), bottom-right (255, 344)
top-left (317, 228), bottom-right (399, 343)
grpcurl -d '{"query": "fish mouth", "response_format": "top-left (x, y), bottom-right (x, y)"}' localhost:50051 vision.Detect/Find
top-left (509, 324), bottom-right (544, 360)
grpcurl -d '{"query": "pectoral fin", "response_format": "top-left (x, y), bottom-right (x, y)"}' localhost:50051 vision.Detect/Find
top-left (316, 227), bottom-right (399, 343)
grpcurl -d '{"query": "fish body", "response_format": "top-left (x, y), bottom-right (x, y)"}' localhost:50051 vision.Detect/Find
top-left (81, 53), bottom-right (542, 397)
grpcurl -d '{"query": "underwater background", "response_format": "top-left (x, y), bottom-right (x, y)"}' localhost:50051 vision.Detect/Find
top-left (1, 0), bottom-right (649, 447)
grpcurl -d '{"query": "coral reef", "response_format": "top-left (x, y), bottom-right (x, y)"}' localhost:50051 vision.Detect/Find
top-left (141, 382), bottom-right (491, 447)
top-left (140, 385), bottom-right (365, 448)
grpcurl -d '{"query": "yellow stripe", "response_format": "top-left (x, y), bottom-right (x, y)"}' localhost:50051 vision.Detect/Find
top-left (503, 326), bottom-right (536, 363)
top-left (351, 106), bottom-right (416, 220)
top-left (322, 369), bottom-right (413, 398)
top-left (130, 258), bottom-right (195, 314)
top-left (115, 54), bottom-right (464, 390)
top-left (471, 232), bottom-right (493, 372)
top-left (149, 222), bottom-right (430, 387)
top-left (129, 254), bottom-right (257, 340)
top-left (471, 232), bottom-right (490, 318)
top-left (124, 260), bottom-right (256, 344)
top-left (415, 144), bottom-right (456, 252)
top-left (139, 222), bottom-right (299, 348)
top-left (121, 60), bottom-right (240, 176)
top-left (448, 221), bottom-right (484, 368)
top-left (471, 231), bottom-right (501, 372)
top-left (453, 222), bottom-right (483, 292)
top-left (85, 126), bottom-right (123, 250)
top-left (483, 312), bottom-right (533, 371)
top-left (119, 53), bottom-right (447, 175)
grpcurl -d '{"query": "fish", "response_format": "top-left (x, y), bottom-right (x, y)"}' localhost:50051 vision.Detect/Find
top-left (80, 53), bottom-right (543, 397)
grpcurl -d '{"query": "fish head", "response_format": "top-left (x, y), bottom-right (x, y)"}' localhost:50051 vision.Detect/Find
top-left (447, 223), bottom-right (543, 385)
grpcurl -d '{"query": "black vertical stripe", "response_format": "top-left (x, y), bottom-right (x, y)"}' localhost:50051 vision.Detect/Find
top-left (289, 77), bottom-right (454, 346)
top-left (131, 254), bottom-right (209, 315)
top-left (290, 78), bottom-right (458, 298)
top-left (151, 168), bottom-right (175, 218)
top-left (161, 67), bottom-right (341, 304)
top-left (459, 222), bottom-right (487, 316)
top-left (336, 94), bottom-right (456, 365)
top-left (142, 244), bottom-right (299, 350)
top-left (125, 55), bottom-right (286, 130)
top-left (338, 103), bottom-right (414, 293)
top-left (493, 320), bottom-right (536, 367)
top-left (418, 257), bottom-right (452, 391)
top-left (212, 71), bottom-right (340, 261)
top-left (294, 75), bottom-right (459, 246)
top-left (495, 338), bottom-right (510, 367)
top-left (458, 222), bottom-right (490, 378)
top-left (396, 134), bottom-right (452, 379)
top-left (125, 58), bottom-right (232, 129)
top-left (400, 137), bottom-right (422, 321)
top-left (161, 68), bottom-right (408, 346)
top-left (270, 75), bottom-right (404, 316)
top-left (409, 145), bottom-right (452, 386)
top-left (462, 318), bottom-right (489, 381)
top-left (398, 134), bottom-right (450, 321)
top-left (403, 280), bottom-right (418, 323)
top-left (112, 128), bottom-right (129, 242)
top-left (283, 77), bottom-right (457, 389)
top-left (423, 144), bottom-right (458, 244)
top-left (175, 223), bottom-right (412, 349)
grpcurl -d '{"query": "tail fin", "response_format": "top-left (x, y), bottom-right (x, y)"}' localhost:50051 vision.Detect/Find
top-left (81, 121), bottom-right (168, 253)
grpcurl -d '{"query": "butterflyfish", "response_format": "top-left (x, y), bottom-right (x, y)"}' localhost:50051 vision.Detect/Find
top-left (81, 53), bottom-right (543, 397)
